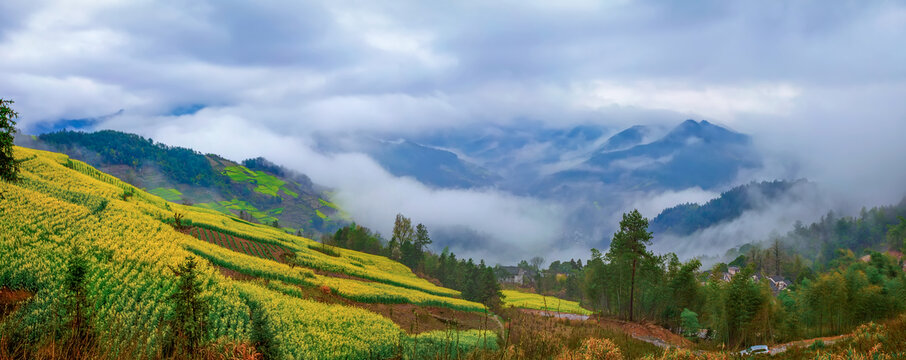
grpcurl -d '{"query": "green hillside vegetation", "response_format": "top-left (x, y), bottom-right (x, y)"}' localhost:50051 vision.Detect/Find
top-left (0, 146), bottom-right (492, 359)
top-left (30, 130), bottom-right (343, 234)
top-left (196, 198), bottom-right (285, 225)
top-left (650, 179), bottom-right (812, 236)
top-left (222, 165), bottom-right (298, 198)
top-left (148, 187), bottom-right (183, 202)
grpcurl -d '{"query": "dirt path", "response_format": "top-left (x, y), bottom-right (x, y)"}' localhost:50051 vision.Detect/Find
top-left (596, 316), bottom-right (692, 348)
top-left (516, 309), bottom-right (691, 349)
top-left (769, 333), bottom-right (852, 355)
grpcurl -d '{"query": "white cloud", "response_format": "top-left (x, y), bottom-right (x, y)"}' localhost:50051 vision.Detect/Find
top-left (106, 113), bottom-right (565, 264)
top-left (573, 81), bottom-right (802, 122)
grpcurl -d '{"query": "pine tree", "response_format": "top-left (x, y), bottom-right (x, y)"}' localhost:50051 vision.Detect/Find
top-left (167, 256), bottom-right (209, 357)
top-left (608, 209), bottom-right (653, 322)
top-left (64, 243), bottom-right (94, 358)
top-left (249, 302), bottom-right (279, 360)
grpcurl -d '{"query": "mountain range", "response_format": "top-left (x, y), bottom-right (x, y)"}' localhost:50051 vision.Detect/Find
top-left (331, 119), bottom-right (760, 197)
top-left (19, 119), bottom-right (771, 248)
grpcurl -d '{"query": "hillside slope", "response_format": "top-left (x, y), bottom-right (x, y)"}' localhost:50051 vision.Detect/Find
top-left (650, 179), bottom-right (816, 236)
top-left (0, 146), bottom-right (493, 359)
top-left (22, 130), bottom-right (344, 235)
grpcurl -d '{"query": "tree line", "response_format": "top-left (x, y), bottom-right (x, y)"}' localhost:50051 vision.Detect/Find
top-left (504, 208), bottom-right (906, 347)
top-left (324, 214), bottom-right (502, 307)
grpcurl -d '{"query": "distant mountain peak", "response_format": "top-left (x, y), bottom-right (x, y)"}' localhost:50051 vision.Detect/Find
top-left (663, 119), bottom-right (747, 144)
top-left (596, 125), bottom-right (650, 153)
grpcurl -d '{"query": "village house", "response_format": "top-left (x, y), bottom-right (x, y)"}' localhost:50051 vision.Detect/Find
top-left (497, 266), bottom-right (536, 285)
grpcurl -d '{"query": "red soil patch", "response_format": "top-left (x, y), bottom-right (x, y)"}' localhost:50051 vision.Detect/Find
top-left (215, 265), bottom-right (257, 282)
top-left (181, 227), bottom-right (292, 263)
top-left (594, 316), bottom-right (692, 348)
top-left (0, 288), bottom-right (33, 320)
top-left (774, 333), bottom-right (852, 352)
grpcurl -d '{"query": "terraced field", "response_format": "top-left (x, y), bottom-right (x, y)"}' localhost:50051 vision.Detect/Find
top-left (187, 226), bottom-right (291, 262)
top-left (195, 198), bottom-right (282, 225)
top-left (0, 146), bottom-right (492, 358)
top-left (222, 165), bottom-right (298, 198)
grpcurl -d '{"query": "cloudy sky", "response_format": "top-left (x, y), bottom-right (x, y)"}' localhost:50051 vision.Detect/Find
top-left (2, 0), bottom-right (905, 262)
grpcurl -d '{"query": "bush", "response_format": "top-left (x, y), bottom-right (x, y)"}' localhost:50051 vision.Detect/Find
top-left (557, 337), bottom-right (623, 360)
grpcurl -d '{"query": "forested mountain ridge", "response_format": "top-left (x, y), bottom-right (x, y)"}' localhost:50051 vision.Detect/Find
top-left (651, 179), bottom-right (816, 236)
top-left (23, 130), bottom-right (344, 235)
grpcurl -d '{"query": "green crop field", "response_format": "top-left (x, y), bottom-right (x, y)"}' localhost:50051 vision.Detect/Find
top-left (148, 187), bottom-right (183, 202)
top-left (195, 198), bottom-right (281, 225)
top-left (222, 165), bottom-right (298, 198)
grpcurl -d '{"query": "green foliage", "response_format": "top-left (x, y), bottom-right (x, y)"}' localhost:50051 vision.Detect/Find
top-left (166, 256), bottom-right (210, 358)
top-left (64, 243), bottom-right (95, 356)
top-left (0, 98), bottom-right (19, 182)
top-left (607, 209), bottom-right (653, 321)
top-left (39, 130), bottom-right (223, 186)
top-left (651, 180), bottom-right (808, 236)
top-left (248, 300), bottom-right (279, 360)
top-left (887, 216), bottom-right (906, 251)
top-left (389, 213), bottom-right (413, 261)
top-left (222, 165), bottom-right (297, 198)
top-left (680, 308), bottom-right (701, 337)
top-left (149, 187), bottom-right (183, 202)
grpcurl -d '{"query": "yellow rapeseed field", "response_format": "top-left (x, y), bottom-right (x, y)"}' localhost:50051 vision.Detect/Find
top-left (0, 146), bottom-right (494, 358)
top-left (501, 289), bottom-right (593, 315)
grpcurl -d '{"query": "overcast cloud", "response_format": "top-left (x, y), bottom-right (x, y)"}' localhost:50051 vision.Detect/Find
top-left (2, 0), bottom-right (905, 263)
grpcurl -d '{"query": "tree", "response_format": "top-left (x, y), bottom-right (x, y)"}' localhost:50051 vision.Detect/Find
top-left (681, 308), bottom-right (701, 338)
top-left (608, 209), bottom-right (653, 322)
top-left (167, 256), bottom-right (209, 357)
top-left (0, 98), bottom-right (20, 182)
top-left (389, 213), bottom-right (413, 260)
top-left (64, 243), bottom-right (94, 358)
top-left (249, 302), bottom-right (279, 360)
top-left (530, 256), bottom-right (545, 271)
top-left (887, 216), bottom-right (906, 251)
top-left (414, 223), bottom-right (431, 255)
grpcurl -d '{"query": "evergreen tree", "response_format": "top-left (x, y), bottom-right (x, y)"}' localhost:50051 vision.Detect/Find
top-left (64, 243), bottom-right (94, 358)
top-left (608, 209), bottom-right (653, 321)
top-left (0, 98), bottom-right (20, 182)
top-left (249, 302), bottom-right (279, 360)
top-left (167, 256), bottom-right (209, 357)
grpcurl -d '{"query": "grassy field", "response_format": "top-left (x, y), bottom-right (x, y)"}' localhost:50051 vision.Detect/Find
top-left (195, 198), bottom-right (281, 225)
top-left (222, 165), bottom-right (298, 198)
top-left (148, 187), bottom-right (182, 202)
top-left (0, 146), bottom-right (491, 358)
top-left (501, 289), bottom-right (593, 315)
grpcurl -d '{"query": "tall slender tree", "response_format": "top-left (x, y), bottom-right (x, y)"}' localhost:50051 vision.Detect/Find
top-left (608, 209), bottom-right (653, 321)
